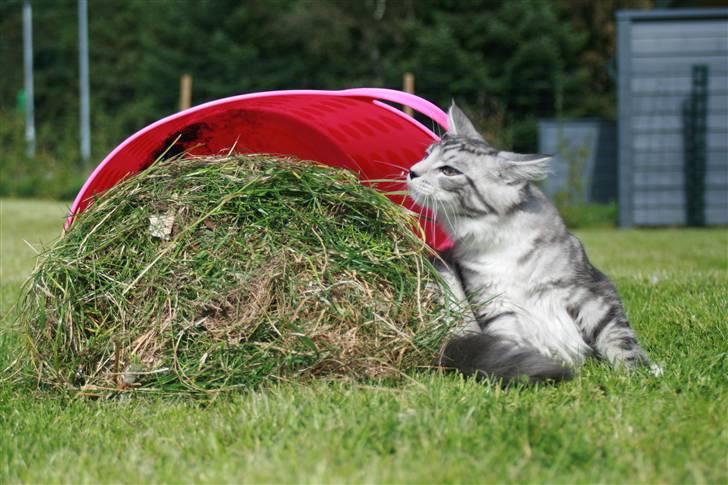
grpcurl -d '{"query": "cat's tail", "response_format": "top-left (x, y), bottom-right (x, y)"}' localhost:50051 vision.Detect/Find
top-left (438, 333), bottom-right (573, 385)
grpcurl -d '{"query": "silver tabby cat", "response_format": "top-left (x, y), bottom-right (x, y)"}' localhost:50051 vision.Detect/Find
top-left (407, 103), bottom-right (657, 384)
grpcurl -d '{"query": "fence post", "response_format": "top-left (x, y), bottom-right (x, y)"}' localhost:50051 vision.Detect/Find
top-left (403, 72), bottom-right (415, 116)
top-left (683, 64), bottom-right (708, 226)
top-left (179, 74), bottom-right (192, 111)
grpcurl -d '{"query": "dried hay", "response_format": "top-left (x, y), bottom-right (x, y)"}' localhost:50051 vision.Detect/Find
top-left (19, 154), bottom-right (454, 395)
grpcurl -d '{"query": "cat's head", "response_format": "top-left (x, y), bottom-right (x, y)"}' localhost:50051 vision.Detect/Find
top-left (407, 102), bottom-right (551, 223)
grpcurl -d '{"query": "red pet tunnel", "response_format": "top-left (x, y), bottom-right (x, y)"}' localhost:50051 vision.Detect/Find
top-left (66, 88), bottom-right (451, 250)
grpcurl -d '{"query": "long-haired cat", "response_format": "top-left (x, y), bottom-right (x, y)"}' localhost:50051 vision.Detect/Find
top-left (407, 103), bottom-right (657, 384)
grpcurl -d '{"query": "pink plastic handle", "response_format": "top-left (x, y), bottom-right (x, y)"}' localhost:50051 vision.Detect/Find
top-left (342, 88), bottom-right (449, 131)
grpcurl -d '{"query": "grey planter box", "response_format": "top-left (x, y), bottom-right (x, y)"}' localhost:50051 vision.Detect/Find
top-left (538, 119), bottom-right (617, 204)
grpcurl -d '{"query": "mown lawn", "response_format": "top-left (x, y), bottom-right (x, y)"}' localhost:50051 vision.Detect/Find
top-left (1, 198), bottom-right (727, 483)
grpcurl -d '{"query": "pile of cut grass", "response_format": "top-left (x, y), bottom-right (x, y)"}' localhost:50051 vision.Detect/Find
top-left (19, 154), bottom-right (453, 395)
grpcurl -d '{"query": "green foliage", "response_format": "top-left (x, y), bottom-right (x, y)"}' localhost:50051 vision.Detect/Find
top-left (2, 199), bottom-right (726, 482)
top-left (556, 0), bottom-right (654, 117)
top-left (0, 110), bottom-right (86, 199)
top-left (0, 0), bottom-right (649, 198)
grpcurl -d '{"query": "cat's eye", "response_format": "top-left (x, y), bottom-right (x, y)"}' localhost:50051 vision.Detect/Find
top-left (439, 165), bottom-right (461, 176)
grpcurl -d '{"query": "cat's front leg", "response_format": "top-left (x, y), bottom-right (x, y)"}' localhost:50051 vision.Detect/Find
top-left (431, 253), bottom-right (480, 337)
top-left (575, 297), bottom-right (653, 371)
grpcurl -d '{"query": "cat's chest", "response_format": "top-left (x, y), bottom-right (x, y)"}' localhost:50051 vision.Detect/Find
top-left (457, 251), bottom-right (534, 297)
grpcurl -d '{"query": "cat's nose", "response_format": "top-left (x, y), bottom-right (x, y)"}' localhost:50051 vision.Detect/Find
top-left (408, 169), bottom-right (420, 179)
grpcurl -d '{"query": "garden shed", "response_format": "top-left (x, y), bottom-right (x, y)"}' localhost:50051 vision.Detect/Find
top-left (616, 8), bottom-right (728, 226)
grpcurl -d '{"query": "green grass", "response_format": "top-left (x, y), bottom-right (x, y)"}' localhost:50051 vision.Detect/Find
top-left (2, 198), bottom-right (727, 483)
top-left (555, 202), bottom-right (617, 229)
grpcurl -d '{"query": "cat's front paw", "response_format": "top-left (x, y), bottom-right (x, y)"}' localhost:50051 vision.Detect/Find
top-left (649, 363), bottom-right (664, 377)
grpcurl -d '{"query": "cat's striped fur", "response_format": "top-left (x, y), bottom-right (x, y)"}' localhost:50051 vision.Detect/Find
top-left (407, 103), bottom-right (656, 384)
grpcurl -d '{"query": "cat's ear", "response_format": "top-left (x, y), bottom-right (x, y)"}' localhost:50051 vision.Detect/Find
top-left (447, 102), bottom-right (483, 141)
top-left (498, 151), bottom-right (551, 181)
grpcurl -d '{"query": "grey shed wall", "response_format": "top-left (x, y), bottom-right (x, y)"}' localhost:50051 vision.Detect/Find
top-left (538, 119), bottom-right (617, 204)
top-left (617, 8), bottom-right (728, 226)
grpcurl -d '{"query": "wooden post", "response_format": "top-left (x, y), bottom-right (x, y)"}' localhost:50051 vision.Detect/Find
top-left (179, 74), bottom-right (192, 111)
top-left (403, 72), bottom-right (415, 116)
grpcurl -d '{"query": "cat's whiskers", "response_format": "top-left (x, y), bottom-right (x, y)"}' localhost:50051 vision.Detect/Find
top-left (437, 198), bottom-right (458, 237)
top-left (428, 194), bottom-right (438, 244)
top-left (372, 159), bottom-right (407, 172)
top-left (420, 192), bottom-right (435, 244)
top-left (371, 159), bottom-right (408, 180)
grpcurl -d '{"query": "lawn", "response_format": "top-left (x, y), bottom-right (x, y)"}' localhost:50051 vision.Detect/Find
top-left (1, 198), bottom-right (727, 483)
